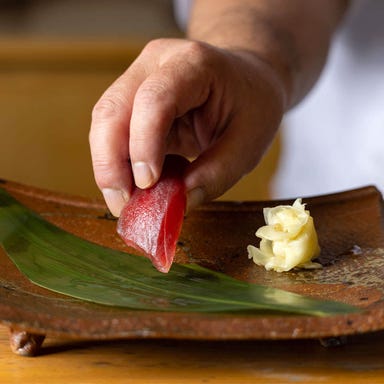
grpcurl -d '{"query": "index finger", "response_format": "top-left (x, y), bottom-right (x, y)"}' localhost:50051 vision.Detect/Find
top-left (89, 64), bottom-right (145, 216)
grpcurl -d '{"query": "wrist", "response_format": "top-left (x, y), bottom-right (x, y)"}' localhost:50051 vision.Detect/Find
top-left (226, 48), bottom-right (291, 113)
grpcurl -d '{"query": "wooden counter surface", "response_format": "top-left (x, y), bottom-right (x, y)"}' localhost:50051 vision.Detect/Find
top-left (0, 326), bottom-right (383, 384)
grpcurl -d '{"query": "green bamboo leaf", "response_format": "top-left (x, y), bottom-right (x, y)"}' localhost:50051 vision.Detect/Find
top-left (0, 187), bottom-right (359, 316)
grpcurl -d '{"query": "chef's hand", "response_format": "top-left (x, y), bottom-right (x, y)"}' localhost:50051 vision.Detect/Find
top-left (89, 38), bottom-right (286, 216)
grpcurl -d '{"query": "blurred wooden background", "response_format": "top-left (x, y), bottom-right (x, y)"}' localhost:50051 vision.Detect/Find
top-left (0, 0), bottom-right (279, 202)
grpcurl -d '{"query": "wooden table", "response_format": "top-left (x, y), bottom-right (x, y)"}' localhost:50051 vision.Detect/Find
top-left (0, 326), bottom-right (383, 384)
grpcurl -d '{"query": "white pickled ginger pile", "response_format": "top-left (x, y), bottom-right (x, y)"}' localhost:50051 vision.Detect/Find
top-left (247, 199), bottom-right (321, 272)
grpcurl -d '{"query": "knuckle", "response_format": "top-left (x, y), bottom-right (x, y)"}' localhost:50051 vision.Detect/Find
top-left (94, 173), bottom-right (112, 190)
top-left (92, 157), bottom-right (123, 189)
top-left (180, 40), bottom-right (213, 66)
top-left (136, 79), bottom-right (170, 106)
top-left (92, 96), bottom-right (123, 121)
top-left (142, 38), bottom-right (167, 54)
top-left (133, 77), bottom-right (177, 124)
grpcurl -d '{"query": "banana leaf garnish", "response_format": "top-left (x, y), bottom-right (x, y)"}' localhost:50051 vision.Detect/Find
top-left (0, 188), bottom-right (359, 316)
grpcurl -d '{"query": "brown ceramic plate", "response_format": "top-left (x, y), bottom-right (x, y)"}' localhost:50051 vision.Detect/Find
top-left (0, 180), bottom-right (384, 342)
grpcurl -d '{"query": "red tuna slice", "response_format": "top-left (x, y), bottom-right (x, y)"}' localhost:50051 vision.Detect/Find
top-left (117, 155), bottom-right (188, 273)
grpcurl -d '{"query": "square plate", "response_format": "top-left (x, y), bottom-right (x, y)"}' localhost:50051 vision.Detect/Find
top-left (0, 180), bottom-right (383, 342)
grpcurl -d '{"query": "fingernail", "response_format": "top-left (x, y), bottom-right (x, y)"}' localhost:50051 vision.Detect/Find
top-left (102, 188), bottom-right (129, 217)
top-left (186, 187), bottom-right (206, 212)
top-left (132, 162), bottom-right (154, 189)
